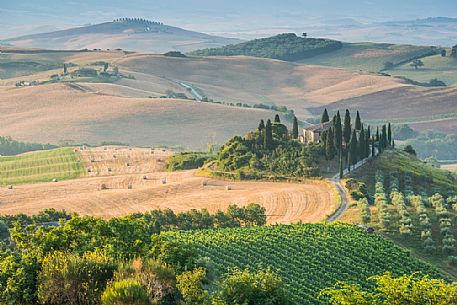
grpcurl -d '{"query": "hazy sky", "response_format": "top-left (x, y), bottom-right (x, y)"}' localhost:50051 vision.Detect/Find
top-left (1, 0), bottom-right (457, 39)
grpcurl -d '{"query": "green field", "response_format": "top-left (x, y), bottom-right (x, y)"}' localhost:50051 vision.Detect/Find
top-left (385, 53), bottom-right (457, 86)
top-left (0, 147), bottom-right (84, 185)
top-left (298, 42), bottom-right (437, 72)
top-left (163, 223), bottom-right (441, 304)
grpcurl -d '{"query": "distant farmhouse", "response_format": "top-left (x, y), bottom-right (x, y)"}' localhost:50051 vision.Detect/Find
top-left (300, 121), bottom-right (332, 144)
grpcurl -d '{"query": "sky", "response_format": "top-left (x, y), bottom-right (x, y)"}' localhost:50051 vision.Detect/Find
top-left (1, 0), bottom-right (457, 40)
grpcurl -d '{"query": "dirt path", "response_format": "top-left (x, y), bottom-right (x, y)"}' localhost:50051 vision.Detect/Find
top-left (0, 147), bottom-right (336, 224)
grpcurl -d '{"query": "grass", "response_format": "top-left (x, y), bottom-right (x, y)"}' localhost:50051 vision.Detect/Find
top-left (385, 53), bottom-right (457, 86)
top-left (0, 147), bottom-right (84, 185)
top-left (349, 149), bottom-right (457, 195)
top-left (298, 42), bottom-right (436, 72)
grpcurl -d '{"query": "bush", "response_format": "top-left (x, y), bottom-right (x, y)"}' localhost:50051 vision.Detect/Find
top-left (101, 279), bottom-right (152, 305)
top-left (166, 152), bottom-right (215, 171)
top-left (38, 252), bottom-right (116, 305)
top-left (176, 268), bottom-right (211, 305)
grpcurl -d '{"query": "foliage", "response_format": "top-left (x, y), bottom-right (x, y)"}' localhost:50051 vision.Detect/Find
top-left (188, 33), bottom-right (343, 61)
top-left (0, 136), bottom-right (57, 156)
top-left (163, 223), bottom-right (441, 304)
top-left (345, 178), bottom-right (368, 200)
top-left (406, 130), bottom-right (457, 160)
top-left (176, 268), bottom-right (211, 305)
top-left (215, 267), bottom-right (291, 305)
top-left (166, 152), bottom-right (215, 171)
top-left (390, 124), bottom-right (418, 141)
top-left (38, 251), bottom-right (116, 305)
top-left (320, 272), bottom-right (457, 305)
top-left (101, 279), bottom-right (152, 305)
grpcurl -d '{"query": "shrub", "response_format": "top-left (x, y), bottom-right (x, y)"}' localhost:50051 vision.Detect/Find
top-left (176, 267), bottom-right (211, 305)
top-left (101, 279), bottom-right (152, 305)
top-left (38, 252), bottom-right (116, 305)
top-left (166, 152), bottom-right (215, 171)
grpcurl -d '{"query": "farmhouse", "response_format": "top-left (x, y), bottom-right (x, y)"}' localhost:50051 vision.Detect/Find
top-left (300, 121), bottom-right (332, 144)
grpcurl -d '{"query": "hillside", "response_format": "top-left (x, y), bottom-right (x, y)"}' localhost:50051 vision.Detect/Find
top-left (1, 18), bottom-right (241, 53)
top-left (0, 146), bottom-right (336, 224)
top-left (164, 223), bottom-right (441, 304)
top-left (188, 33), bottom-right (343, 61)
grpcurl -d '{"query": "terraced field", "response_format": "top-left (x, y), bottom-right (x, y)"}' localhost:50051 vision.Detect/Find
top-left (0, 147), bottom-right (84, 185)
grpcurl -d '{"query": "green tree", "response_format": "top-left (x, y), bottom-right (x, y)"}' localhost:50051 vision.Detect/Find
top-left (441, 49), bottom-right (447, 57)
top-left (325, 127), bottom-right (335, 160)
top-left (410, 59), bottom-right (424, 70)
top-left (292, 116), bottom-right (299, 139)
top-left (333, 111), bottom-right (342, 156)
top-left (355, 111), bottom-right (362, 130)
top-left (101, 279), bottom-right (152, 305)
top-left (343, 109), bottom-right (352, 163)
top-left (264, 119), bottom-right (273, 150)
top-left (358, 127), bottom-right (365, 160)
top-left (321, 108), bottom-right (330, 123)
top-left (274, 114), bottom-right (281, 123)
top-left (176, 268), bottom-right (211, 305)
top-left (320, 272), bottom-right (457, 305)
top-left (258, 120), bottom-right (265, 132)
top-left (215, 267), bottom-right (291, 305)
top-left (349, 129), bottom-right (358, 167)
top-left (387, 123), bottom-right (392, 146)
top-left (63, 64), bottom-right (68, 74)
top-left (38, 251), bottom-right (116, 305)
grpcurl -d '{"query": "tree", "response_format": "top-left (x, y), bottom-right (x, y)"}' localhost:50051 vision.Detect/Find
top-left (333, 111), bottom-right (342, 155)
top-left (410, 59), bottom-right (424, 70)
top-left (292, 116), bottom-right (299, 139)
top-left (274, 114), bottom-right (281, 123)
top-left (258, 120), bottom-right (265, 132)
top-left (176, 268), bottom-right (211, 305)
top-left (365, 126), bottom-right (370, 158)
top-left (355, 111), bottom-right (362, 130)
top-left (63, 64), bottom-right (68, 74)
top-left (371, 137), bottom-right (375, 157)
top-left (320, 273), bottom-right (457, 305)
top-left (325, 128), bottom-right (335, 160)
top-left (349, 129), bottom-right (358, 167)
top-left (103, 62), bottom-right (109, 72)
top-left (339, 154), bottom-right (344, 179)
top-left (264, 119), bottom-right (273, 150)
top-left (452, 45), bottom-right (457, 58)
top-left (404, 145), bottom-right (416, 156)
top-left (215, 268), bottom-right (291, 305)
top-left (321, 108), bottom-right (330, 123)
top-left (101, 279), bottom-right (152, 305)
top-left (387, 123), bottom-right (392, 146)
top-left (343, 110), bottom-right (351, 147)
top-left (441, 49), bottom-right (447, 57)
top-left (381, 125), bottom-right (387, 150)
top-left (358, 127), bottom-right (365, 160)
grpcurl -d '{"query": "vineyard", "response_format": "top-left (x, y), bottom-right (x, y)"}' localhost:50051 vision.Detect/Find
top-left (163, 223), bottom-right (440, 304)
top-left (0, 147), bottom-right (84, 185)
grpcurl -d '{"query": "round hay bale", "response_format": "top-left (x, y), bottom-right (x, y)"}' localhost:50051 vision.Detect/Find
top-left (7, 185), bottom-right (13, 190)
top-left (52, 178), bottom-right (58, 183)
top-left (87, 168), bottom-right (92, 173)
top-left (226, 185), bottom-right (232, 191)
top-left (143, 175), bottom-right (148, 180)
top-left (202, 181), bottom-right (208, 186)
top-left (161, 178), bottom-right (167, 185)
top-left (113, 155), bottom-right (117, 159)
top-left (90, 159), bottom-right (95, 163)
top-left (126, 162), bottom-right (130, 167)
top-left (104, 146), bottom-right (107, 150)
top-left (128, 183), bottom-right (133, 190)
top-left (107, 167), bottom-right (112, 172)
top-left (100, 184), bottom-right (107, 190)
top-left (150, 149), bottom-right (155, 154)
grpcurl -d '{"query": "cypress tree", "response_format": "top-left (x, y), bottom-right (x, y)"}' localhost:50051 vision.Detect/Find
top-left (382, 125), bottom-right (387, 150)
top-left (264, 119), bottom-right (273, 150)
top-left (274, 114), bottom-right (281, 123)
top-left (321, 108), bottom-right (330, 123)
top-left (371, 137), bottom-right (375, 157)
top-left (339, 154), bottom-right (344, 178)
top-left (392, 139), bottom-right (395, 149)
top-left (366, 126), bottom-right (371, 158)
top-left (350, 129), bottom-right (358, 167)
top-left (333, 111), bottom-right (342, 155)
top-left (355, 111), bottom-right (362, 130)
top-left (376, 127), bottom-right (380, 142)
top-left (359, 126), bottom-right (365, 160)
top-left (325, 127), bottom-right (335, 160)
top-left (258, 119), bottom-right (265, 132)
top-left (388, 123), bottom-right (392, 146)
top-left (292, 116), bottom-right (299, 139)
top-left (343, 109), bottom-right (351, 147)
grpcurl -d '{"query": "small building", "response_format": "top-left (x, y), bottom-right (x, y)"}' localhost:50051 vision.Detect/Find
top-left (300, 121), bottom-right (332, 144)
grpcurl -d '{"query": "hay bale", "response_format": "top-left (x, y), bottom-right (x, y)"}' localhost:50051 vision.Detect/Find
top-left (90, 159), bottom-right (95, 163)
top-left (52, 178), bottom-right (58, 183)
top-left (143, 175), bottom-right (148, 180)
top-left (107, 167), bottom-right (112, 172)
top-left (161, 178), bottom-right (167, 185)
top-left (87, 168), bottom-right (92, 173)
top-left (100, 184), bottom-right (107, 190)
top-left (128, 183), bottom-right (133, 190)
top-left (126, 162), bottom-right (130, 167)
top-left (202, 181), bottom-right (208, 186)
top-left (104, 146), bottom-right (107, 150)
top-left (226, 185), bottom-right (232, 191)
top-left (7, 185), bottom-right (13, 190)
top-left (113, 155), bottom-right (117, 159)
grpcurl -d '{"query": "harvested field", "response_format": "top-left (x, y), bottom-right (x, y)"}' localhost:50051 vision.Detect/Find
top-left (0, 146), bottom-right (336, 224)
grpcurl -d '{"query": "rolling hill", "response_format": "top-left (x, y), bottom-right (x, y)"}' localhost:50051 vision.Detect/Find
top-left (1, 18), bottom-right (241, 53)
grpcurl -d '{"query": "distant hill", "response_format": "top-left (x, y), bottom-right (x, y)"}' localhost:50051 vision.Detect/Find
top-left (1, 18), bottom-right (242, 53)
top-left (188, 33), bottom-right (343, 61)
